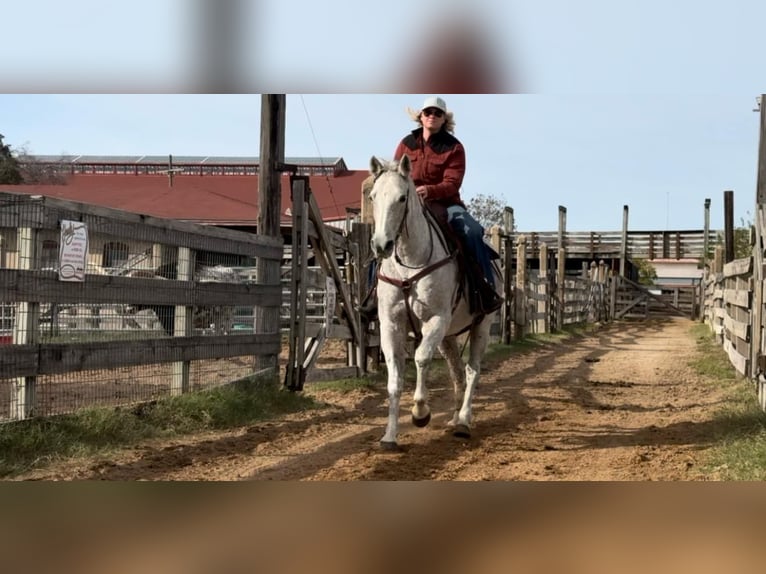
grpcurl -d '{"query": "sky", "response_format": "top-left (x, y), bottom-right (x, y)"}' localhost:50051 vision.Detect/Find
top-left (1, 0), bottom-right (764, 232)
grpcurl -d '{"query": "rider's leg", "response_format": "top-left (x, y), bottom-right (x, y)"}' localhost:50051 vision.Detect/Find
top-left (447, 206), bottom-right (502, 313)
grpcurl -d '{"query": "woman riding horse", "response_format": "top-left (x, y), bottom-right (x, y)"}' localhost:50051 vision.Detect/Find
top-left (360, 96), bottom-right (503, 319)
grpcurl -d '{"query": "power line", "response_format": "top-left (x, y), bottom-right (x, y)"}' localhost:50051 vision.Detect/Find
top-left (299, 95), bottom-right (342, 218)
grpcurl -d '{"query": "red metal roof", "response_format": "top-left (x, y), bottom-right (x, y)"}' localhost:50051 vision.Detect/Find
top-left (0, 171), bottom-right (367, 225)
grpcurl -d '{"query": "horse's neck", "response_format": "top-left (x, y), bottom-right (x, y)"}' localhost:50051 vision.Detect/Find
top-left (395, 189), bottom-right (440, 267)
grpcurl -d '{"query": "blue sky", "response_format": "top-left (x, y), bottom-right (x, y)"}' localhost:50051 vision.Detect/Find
top-left (1, 1), bottom-right (764, 231)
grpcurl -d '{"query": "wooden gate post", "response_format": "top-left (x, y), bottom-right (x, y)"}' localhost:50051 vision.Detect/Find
top-left (515, 235), bottom-right (527, 339)
top-left (170, 246), bottom-right (193, 395)
top-left (752, 95), bottom-right (766, 402)
top-left (11, 225), bottom-right (39, 420)
top-left (502, 207), bottom-right (514, 344)
top-left (285, 177), bottom-right (309, 391)
top-left (556, 247), bottom-right (566, 331)
top-left (255, 94), bottom-right (286, 374)
top-left (620, 205), bottom-right (629, 278)
top-left (538, 243), bottom-right (549, 333)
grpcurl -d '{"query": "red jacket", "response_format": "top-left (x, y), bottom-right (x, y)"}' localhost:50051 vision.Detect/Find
top-left (394, 127), bottom-right (466, 209)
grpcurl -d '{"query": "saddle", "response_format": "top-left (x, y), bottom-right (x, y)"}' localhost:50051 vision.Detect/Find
top-left (422, 201), bottom-right (502, 316)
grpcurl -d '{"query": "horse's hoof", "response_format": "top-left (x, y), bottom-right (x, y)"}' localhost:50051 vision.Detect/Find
top-left (453, 424), bottom-right (471, 439)
top-left (379, 440), bottom-right (400, 452)
top-left (412, 412), bottom-right (431, 428)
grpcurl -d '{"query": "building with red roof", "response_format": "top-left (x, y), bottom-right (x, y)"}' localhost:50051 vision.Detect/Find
top-left (0, 154), bottom-right (368, 230)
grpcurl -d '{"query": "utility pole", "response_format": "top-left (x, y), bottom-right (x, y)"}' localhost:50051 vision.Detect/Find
top-left (255, 95), bottom-right (286, 372)
top-left (159, 154), bottom-right (184, 187)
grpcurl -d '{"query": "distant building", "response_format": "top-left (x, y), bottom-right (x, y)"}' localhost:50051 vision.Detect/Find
top-left (650, 258), bottom-right (704, 286)
top-left (0, 154), bottom-right (369, 230)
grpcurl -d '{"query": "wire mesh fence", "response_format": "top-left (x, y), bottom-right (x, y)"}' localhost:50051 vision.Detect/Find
top-left (0, 192), bottom-right (282, 421)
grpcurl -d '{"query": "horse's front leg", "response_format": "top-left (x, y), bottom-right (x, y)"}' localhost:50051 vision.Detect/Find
top-left (379, 324), bottom-right (406, 451)
top-left (411, 316), bottom-right (449, 428)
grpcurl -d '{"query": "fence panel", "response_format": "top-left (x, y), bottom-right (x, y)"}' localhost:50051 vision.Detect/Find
top-left (0, 193), bottom-right (282, 421)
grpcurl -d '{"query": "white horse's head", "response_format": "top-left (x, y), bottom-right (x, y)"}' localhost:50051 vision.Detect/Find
top-left (368, 155), bottom-right (414, 258)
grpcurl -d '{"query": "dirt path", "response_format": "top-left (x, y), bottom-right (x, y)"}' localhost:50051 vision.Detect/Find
top-left (18, 316), bottom-right (730, 481)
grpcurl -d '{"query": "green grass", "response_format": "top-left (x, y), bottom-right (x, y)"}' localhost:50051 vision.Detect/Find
top-left (0, 376), bottom-right (319, 478)
top-left (689, 323), bottom-right (766, 480)
top-left (309, 376), bottom-right (382, 393)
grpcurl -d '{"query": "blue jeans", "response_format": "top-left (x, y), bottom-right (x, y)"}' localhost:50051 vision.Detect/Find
top-left (447, 205), bottom-right (495, 289)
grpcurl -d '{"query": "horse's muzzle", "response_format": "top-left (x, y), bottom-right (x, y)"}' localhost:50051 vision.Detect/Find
top-left (371, 238), bottom-right (394, 259)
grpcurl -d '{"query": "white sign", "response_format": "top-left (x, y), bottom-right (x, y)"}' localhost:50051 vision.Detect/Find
top-left (58, 220), bottom-right (88, 282)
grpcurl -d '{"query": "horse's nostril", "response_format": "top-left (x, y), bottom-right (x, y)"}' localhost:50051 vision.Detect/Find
top-left (384, 240), bottom-right (394, 252)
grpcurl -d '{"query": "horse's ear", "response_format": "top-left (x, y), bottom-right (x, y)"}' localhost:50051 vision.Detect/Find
top-left (398, 155), bottom-right (411, 178)
top-left (369, 156), bottom-right (384, 177)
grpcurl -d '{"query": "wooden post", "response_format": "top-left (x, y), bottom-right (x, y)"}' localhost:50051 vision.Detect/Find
top-left (489, 226), bottom-right (502, 254)
top-left (557, 206), bottom-right (566, 252)
top-left (713, 245), bottom-right (724, 273)
top-left (11, 226), bottom-right (39, 419)
top-left (556, 206), bottom-right (567, 331)
top-left (503, 207), bottom-right (514, 236)
top-left (751, 95), bottom-right (766, 384)
top-left (255, 94), bottom-right (286, 373)
top-left (703, 198), bottom-right (711, 267)
top-left (515, 235), bottom-right (527, 339)
top-left (285, 177), bottom-right (309, 391)
top-left (620, 205), bottom-right (629, 277)
top-left (557, 247), bottom-right (566, 330)
top-left (538, 243), bottom-right (549, 333)
top-left (502, 207), bottom-right (514, 344)
top-left (724, 190), bottom-right (734, 264)
top-left (361, 175), bottom-right (375, 224)
top-left (171, 246), bottom-right (193, 395)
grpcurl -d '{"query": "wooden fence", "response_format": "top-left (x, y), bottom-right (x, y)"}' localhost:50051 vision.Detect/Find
top-left (702, 246), bottom-right (766, 411)
top-left (0, 192), bottom-right (283, 421)
top-left (699, 94), bottom-right (766, 412)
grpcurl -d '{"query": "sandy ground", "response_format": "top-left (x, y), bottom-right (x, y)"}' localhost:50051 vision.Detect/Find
top-left (15, 316), bottom-right (730, 481)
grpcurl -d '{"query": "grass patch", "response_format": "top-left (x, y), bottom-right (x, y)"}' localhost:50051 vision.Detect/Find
top-left (0, 376), bottom-right (319, 478)
top-left (688, 323), bottom-right (766, 480)
top-left (309, 376), bottom-right (382, 393)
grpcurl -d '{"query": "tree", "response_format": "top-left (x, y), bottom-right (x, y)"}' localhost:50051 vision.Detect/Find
top-left (0, 134), bottom-right (23, 184)
top-left (633, 258), bottom-right (658, 286)
top-left (709, 214), bottom-right (753, 262)
top-left (15, 146), bottom-right (68, 184)
top-left (466, 193), bottom-right (511, 230)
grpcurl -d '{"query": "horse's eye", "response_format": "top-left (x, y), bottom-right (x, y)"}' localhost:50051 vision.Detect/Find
top-left (398, 196), bottom-right (406, 203)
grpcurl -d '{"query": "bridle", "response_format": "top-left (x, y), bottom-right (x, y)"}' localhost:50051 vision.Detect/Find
top-left (373, 169), bottom-right (457, 340)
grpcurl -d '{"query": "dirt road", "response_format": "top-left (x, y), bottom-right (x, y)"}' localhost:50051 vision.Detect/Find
top-left (20, 316), bottom-right (729, 480)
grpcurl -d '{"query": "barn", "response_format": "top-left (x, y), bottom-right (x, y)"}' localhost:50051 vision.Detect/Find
top-left (0, 154), bottom-right (369, 273)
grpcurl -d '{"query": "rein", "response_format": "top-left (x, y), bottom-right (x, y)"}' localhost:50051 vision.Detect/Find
top-left (376, 177), bottom-right (457, 340)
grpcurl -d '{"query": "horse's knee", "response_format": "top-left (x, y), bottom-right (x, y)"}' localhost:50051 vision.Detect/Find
top-left (414, 357), bottom-right (432, 372)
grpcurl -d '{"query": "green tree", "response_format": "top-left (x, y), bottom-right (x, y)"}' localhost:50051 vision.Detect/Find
top-left (634, 258), bottom-right (658, 286)
top-left (466, 193), bottom-right (511, 230)
top-left (709, 214), bottom-right (753, 262)
top-left (0, 134), bottom-right (23, 184)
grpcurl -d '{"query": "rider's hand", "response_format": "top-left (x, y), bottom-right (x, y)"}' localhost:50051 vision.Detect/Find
top-left (416, 185), bottom-right (429, 199)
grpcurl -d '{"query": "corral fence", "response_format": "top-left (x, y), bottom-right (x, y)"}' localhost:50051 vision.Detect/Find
top-left (0, 192), bottom-right (282, 422)
top-left (703, 241), bottom-right (766, 412)
top-left (0, 186), bottom-right (714, 422)
top-left (700, 95), bottom-right (766, 412)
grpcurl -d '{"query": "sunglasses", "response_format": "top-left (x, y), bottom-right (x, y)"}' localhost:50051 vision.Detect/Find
top-left (422, 107), bottom-right (444, 118)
